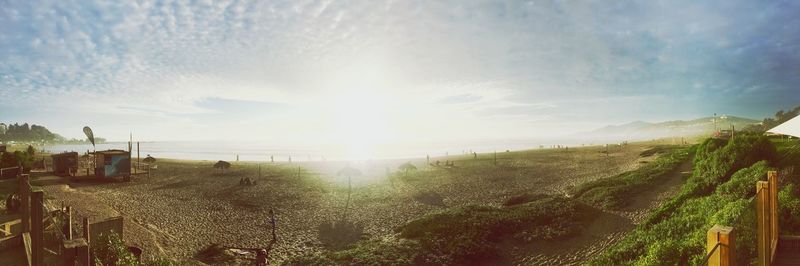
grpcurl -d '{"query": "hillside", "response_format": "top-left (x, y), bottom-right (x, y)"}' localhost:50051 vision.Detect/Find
top-left (583, 116), bottom-right (759, 141)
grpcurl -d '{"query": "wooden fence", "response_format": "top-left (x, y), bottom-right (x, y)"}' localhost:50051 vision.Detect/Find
top-left (0, 173), bottom-right (125, 265)
top-left (704, 170), bottom-right (781, 266)
top-left (756, 171), bottom-right (779, 265)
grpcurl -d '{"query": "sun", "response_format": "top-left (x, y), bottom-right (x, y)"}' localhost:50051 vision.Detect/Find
top-left (331, 87), bottom-right (394, 160)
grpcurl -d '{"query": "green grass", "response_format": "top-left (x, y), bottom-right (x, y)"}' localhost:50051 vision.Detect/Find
top-left (590, 133), bottom-right (779, 265)
top-left (284, 195), bottom-right (596, 265)
top-left (570, 145), bottom-right (693, 210)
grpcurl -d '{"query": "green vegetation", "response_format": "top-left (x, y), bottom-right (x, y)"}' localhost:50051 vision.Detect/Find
top-left (92, 232), bottom-right (177, 266)
top-left (92, 232), bottom-right (139, 266)
top-left (591, 133), bottom-right (779, 265)
top-left (285, 196), bottom-right (595, 265)
top-left (0, 122), bottom-right (105, 144)
top-left (774, 137), bottom-right (800, 235)
top-left (0, 123), bottom-right (59, 142)
top-left (1, 145), bottom-right (37, 172)
top-left (570, 145), bottom-right (692, 210)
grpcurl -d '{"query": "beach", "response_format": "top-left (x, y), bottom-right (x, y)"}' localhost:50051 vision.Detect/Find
top-left (28, 140), bottom-right (683, 264)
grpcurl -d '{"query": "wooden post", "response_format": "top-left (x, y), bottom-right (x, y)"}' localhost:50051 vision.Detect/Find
top-left (22, 232), bottom-right (32, 266)
top-left (136, 142), bottom-right (140, 175)
top-left (31, 190), bottom-right (44, 266)
top-left (65, 206), bottom-right (72, 239)
top-left (62, 238), bottom-right (89, 266)
top-left (19, 174), bottom-right (31, 233)
top-left (768, 171), bottom-right (779, 259)
top-left (707, 225), bottom-right (736, 266)
top-left (82, 217), bottom-right (90, 244)
top-left (757, 180), bottom-right (770, 266)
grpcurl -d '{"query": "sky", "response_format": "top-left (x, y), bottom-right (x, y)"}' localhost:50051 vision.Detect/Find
top-left (1, 0), bottom-right (799, 153)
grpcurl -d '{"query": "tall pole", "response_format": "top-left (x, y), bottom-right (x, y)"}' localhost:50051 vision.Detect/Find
top-left (137, 142), bottom-right (140, 174)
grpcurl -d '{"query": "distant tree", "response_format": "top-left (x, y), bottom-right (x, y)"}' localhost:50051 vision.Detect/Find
top-left (213, 160), bottom-right (231, 174)
top-left (756, 105), bottom-right (800, 131)
top-left (0, 123), bottom-right (59, 142)
top-left (399, 162), bottom-right (417, 173)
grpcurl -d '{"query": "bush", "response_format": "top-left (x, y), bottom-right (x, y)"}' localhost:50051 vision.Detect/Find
top-left (92, 232), bottom-right (138, 266)
top-left (779, 184), bottom-right (800, 234)
top-left (592, 136), bottom-right (777, 265)
top-left (716, 161), bottom-right (769, 200)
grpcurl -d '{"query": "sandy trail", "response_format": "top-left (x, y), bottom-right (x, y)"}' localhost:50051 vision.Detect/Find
top-left (510, 155), bottom-right (694, 265)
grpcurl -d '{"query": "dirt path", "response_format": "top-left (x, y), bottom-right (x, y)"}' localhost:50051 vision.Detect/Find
top-left (509, 156), bottom-right (694, 265)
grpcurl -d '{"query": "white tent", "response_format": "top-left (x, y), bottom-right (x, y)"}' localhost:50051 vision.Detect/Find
top-left (767, 115), bottom-right (800, 137)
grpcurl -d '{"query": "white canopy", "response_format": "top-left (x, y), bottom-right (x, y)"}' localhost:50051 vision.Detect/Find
top-left (768, 115), bottom-right (800, 137)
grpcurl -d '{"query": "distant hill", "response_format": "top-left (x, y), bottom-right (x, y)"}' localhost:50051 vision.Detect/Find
top-left (581, 116), bottom-right (760, 141)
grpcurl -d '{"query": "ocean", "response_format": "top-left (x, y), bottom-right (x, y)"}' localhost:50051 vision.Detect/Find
top-left (41, 139), bottom-right (579, 162)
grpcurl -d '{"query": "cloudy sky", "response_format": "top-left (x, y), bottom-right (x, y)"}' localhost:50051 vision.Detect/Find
top-left (1, 0), bottom-right (799, 148)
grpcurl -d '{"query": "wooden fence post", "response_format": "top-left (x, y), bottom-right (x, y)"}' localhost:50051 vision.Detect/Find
top-left (757, 180), bottom-right (770, 266)
top-left (65, 206), bottom-right (72, 239)
top-left (707, 225), bottom-right (736, 266)
top-left (22, 232), bottom-right (32, 266)
top-left (82, 217), bottom-right (90, 244)
top-left (768, 170), bottom-right (779, 260)
top-left (31, 190), bottom-right (44, 266)
top-left (19, 174), bottom-right (31, 233)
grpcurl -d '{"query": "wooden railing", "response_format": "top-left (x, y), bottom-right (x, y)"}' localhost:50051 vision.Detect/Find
top-left (703, 170), bottom-right (781, 266)
top-left (756, 171), bottom-right (780, 265)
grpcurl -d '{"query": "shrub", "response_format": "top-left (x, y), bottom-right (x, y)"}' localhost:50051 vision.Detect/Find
top-left (716, 160), bottom-right (769, 200)
top-left (92, 232), bottom-right (138, 266)
top-left (593, 136), bottom-right (778, 265)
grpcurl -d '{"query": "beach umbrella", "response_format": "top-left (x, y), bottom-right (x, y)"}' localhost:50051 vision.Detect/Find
top-left (213, 160), bottom-right (231, 173)
top-left (767, 115), bottom-right (800, 138)
top-left (143, 155), bottom-right (156, 164)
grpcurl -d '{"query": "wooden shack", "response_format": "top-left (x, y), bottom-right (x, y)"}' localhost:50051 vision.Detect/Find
top-left (51, 152), bottom-right (78, 176)
top-left (94, 150), bottom-right (131, 179)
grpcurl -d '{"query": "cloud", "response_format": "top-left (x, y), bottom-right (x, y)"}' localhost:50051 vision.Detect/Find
top-left (1, 0), bottom-right (799, 142)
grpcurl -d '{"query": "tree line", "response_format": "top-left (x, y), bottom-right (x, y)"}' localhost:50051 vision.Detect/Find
top-left (0, 123), bottom-right (59, 142)
top-left (0, 122), bottom-right (105, 143)
top-left (746, 105), bottom-right (800, 132)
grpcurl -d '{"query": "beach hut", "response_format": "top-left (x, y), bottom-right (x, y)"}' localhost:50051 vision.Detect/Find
top-left (94, 150), bottom-right (131, 179)
top-left (52, 152), bottom-right (78, 176)
top-left (767, 115), bottom-right (800, 138)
